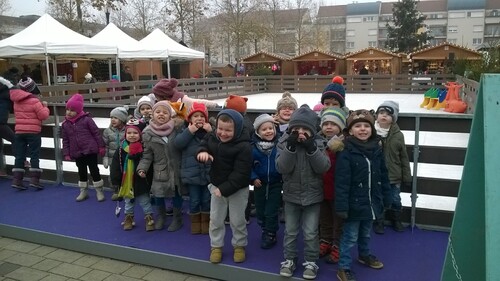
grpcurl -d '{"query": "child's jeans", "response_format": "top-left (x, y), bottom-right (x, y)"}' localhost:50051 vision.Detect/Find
top-left (209, 187), bottom-right (249, 248)
top-left (254, 182), bottom-right (282, 233)
top-left (283, 201), bottom-right (320, 262)
top-left (188, 184), bottom-right (211, 213)
top-left (124, 193), bottom-right (154, 215)
top-left (14, 133), bottom-right (41, 169)
top-left (390, 183), bottom-right (402, 210)
top-left (338, 219), bottom-right (372, 270)
top-left (75, 153), bottom-right (101, 182)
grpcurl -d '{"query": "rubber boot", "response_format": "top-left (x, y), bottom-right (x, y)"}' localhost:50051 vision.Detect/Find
top-left (154, 205), bottom-right (167, 230)
top-left (93, 179), bottom-right (105, 202)
top-left (167, 207), bottom-right (183, 232)
top-left (29, 168), bottom-right (44, 190)
top-left (200, 212), bottom-right (210, 234)
top-left (76, 181), bottom-right (89, 202)
top-left (392, 210), bottom-right (405, 232)
top-left (11, 168), bottom-right (27, 190)
top-left (190, 213), bottom-right (201, 234)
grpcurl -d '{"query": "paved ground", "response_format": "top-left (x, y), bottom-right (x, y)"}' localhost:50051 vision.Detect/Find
top-left (0, 236), bottom-right (216, 281)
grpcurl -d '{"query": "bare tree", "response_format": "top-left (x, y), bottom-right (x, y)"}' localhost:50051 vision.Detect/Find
top-left (292, 0), bottom-right (313, 54)
top-left (122, 0), bottom-right (166, 38)
top-left (165, 0), bottom-right (206, 46)
top-left (0, 0), bottom-right (11, 16)
top-left (262, 0), bottom-right (286, 52)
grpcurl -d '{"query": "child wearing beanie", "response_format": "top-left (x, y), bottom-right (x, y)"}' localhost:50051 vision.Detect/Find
top-left (274, 91), bottom-right (298, 135)
top-left (17, 77), bottom-right (41, 95)
top-left (276, 105), bottom-right (331, 280)
top-left (137, 101), bottom-right (185, 232)
top-left (61, 93), bottom-right (106, 202)
top-left (251, 114), bottom-right (282, 250)
top-left (103, 105), bottom-right (129, 200)
top-left (375, 100), bottom-right (411, 233)
top-left (148, 78), bottom-right (219, 109)
top-left (110, 119), bottom-right (155, 231)
top-left (173, 102), bottom-right (212, 235)
top-left (9, 82), bottom-right (50, 189)
top-left (317, 107), bottom-right (347, 265)
top-left (134, 95), bottom-right (154, 124)
top-left (335, 109), bottom-right (392, 281)
top-left (321, 76), bottom-right (349, 114)
top-left (196, 109), bottom-right (252, 264)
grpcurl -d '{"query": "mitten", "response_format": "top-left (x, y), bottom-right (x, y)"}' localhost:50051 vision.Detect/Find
top-left (102, 157), bottom-right (109, 169)
top-left (99, 147), bottom-right (106, 157)
top-left (302, 133), bottom-right (317, 154)
top-left (64, 155), bottom-right (71, 161)
top-left (327, 135), bottom-right (345, 152)
top-left (286, 131), bottom-right (299, 152)
top-left (128, 142), bottom-right (143, 156)
top-left (336, 212), bottom-right (348, 219)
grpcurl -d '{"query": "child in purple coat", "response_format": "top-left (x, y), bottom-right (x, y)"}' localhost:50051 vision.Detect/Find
top-left (61, 93), bottom-right (106, 202)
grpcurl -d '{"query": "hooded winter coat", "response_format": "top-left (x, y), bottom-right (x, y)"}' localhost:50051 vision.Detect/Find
top-left (61, 113), bottom-right (105, 159)
top-left (9, 89), bottom-right (49, 134)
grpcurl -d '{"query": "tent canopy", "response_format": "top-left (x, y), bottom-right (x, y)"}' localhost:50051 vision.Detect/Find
top-left (139, 29), bottom-right (205, 59)
top-left (90, 23), bottom-right (168, 60)
top-left (0, 14), bottom-right (117, 60)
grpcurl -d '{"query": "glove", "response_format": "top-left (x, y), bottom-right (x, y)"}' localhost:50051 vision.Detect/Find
top-left (102, 157), bottom-right (109, 169)
top-left (99, 147), bottom-right (106, 157)
top-left (286, 131), bottom-right (299, 152)
top-left (336, 212), bottom-right (348, 219)
top-left (64, 155), bottom-right (71, 161)
top-left (302, 133), bottom-right (317, 154)
top-left (128, 142), bottom-right (143, 156)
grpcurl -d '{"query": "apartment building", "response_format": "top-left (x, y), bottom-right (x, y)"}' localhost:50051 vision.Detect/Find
top-left (317, 0), bottom-right (500, 55)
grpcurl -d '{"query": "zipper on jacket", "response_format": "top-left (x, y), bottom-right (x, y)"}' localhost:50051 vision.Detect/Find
top-left (266, 152), bottom-right (270, 199)
top-left (365, 156), bottom-right (375, 220)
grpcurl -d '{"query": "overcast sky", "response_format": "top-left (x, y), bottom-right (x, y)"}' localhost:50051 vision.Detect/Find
top-left (8, 0), bottom-right (395, 17)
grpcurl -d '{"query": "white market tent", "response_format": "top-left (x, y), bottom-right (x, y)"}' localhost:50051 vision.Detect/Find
top-left (139, 28), bottom-right (205, 77)
top-left (0, 14), bottom-right (117, 85)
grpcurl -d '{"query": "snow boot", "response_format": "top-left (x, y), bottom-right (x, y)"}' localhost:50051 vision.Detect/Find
top-left (123, 214), bottom-right (134, 230)
top-left (76, 181), bottom-right (89, 202)
top-left (392, 210), bottom-right (405, 232)
top-left (200, 212), bottom-right (210, 234)
top-left (373, 219), bottom-right (385, 234)
top-left (167, 208), bottom-right (183, 232)
top-left (29, 168), bottom-right (43, 189)
top-left (190, 212), bottom-right (201, 234)
top-left (145, 214), bottom-right (155, 232)
top-left (93, 179), bottom-right (105, 202)
top-left (11, 168), bottom-right (27, 190)
top-left (154, 205), bottom-right (167, 230)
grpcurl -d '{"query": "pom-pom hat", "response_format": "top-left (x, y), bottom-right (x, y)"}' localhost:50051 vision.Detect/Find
top-left (110, 105), bottom-right (129, 124)
top-left (187, 102), bottom-right (209, 122)
top-left (66, 93), bottom-right (84, 114)
top-left (321, 76), bottom-right (346, 107)
top-left (18, 77), bottom-right (40, 95)
top-left (224, 94), bottom-right (248, 113)
top-left (276, 92), bottom-right (298, 111)
top-left (376, 100), bottom-right (399, 123)
top-left (152, 78), bottom-right (185, 101)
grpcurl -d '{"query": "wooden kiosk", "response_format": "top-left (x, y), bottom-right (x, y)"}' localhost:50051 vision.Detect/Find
top-left (240, 51), bottom-right (292, 75)
top-left (290, 50), bottom-right (345, 75)
top-left (344, 47), bottom-right (402, 75)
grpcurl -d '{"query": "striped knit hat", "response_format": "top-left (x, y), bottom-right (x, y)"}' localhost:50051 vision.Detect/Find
top-left (320, 107), bottom-right (347, 131)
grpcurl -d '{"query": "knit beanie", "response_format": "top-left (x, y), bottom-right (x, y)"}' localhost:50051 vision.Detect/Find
top-left (152, 78), bottom-right (185, 101)
top-left (376, 100), bottom-right (399, 123)
top-left (85, 73), bottom-right (92, 79)
top-left (253, 113), bottom-right (275, 131)
top-left (313, 102), bottom-right (324, 113)
top-left (125, 119), bottom-right (147, 140)
top-left (276, 92), bottom-right (298, 111)
top-left (224, 94), bottom-right (248, 113)
top-left (321, 76), bottom-right (346, 107)
top-left (152, 100), bottom-right (175, 117)
top-left (170, 101), bottom-right (188, 120)
top-left (18, 77), bottom-right (40, 95)
top-left (137, 95), bottom-right (154, 110)
top-left (187, 102), bottom-right (209, 122)
top-left (346, 109), bottom-right (376, 133)
top-left (110, 105), bottom-right (129, 124)
top-left (288, 104), bottom-right (319, 135)
top-left (66, 93), bottom-right (84, 113)
top-left (320, 107), bottom-right (347, 131)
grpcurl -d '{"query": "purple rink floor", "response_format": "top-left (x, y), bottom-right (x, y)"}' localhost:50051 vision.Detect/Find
top-left (0, 178), bottom-right (448, 281)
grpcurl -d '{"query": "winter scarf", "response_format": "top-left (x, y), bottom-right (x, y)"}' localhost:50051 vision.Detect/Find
top-left (118, 141), bottom-right (143, 199)
top-left (375, 122), bottom-right (390, 138)
top-left (66, 111), bottom-right (85, 124)
top-left (346, 137), bottom-right (379, 159)
top-left (148, 119), bottom-right (175, 137)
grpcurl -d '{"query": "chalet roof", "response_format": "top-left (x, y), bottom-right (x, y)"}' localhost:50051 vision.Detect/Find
top-left (346, 2), bottom-right (380, 16)
top-left (409, 42), bottom-right (482, 60)
top-left (447, 0), bottom-right (485, 10)
top-left (210, 63), bottom-right (234, 68)
top-left (291, 49), bottom-right (342, 61)
top-left (317, 5), bottom-right (346, 18)
top-left (240, 51), bottom-right (291, 63)
top-left (344, 47), bottom-right (400, 60)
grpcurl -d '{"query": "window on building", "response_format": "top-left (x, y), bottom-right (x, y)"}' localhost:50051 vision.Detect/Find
top-left (448, 39), bottom-right (457, 44)
top-left (368, 41), bottom-right (377, 47)
top-left (449, 12), bottom-right (465, 18)
top-left (473, 25), bottom-right (483, 32)
top-left (347, 30), bottom-right (355, 37)
top-left (448, 26), bottom-right (458, 33)
top-left (472, 38), bottom-right (482, 45)
top-left (468, 11), bottom-right (484, 18)
top-left (363, 16), bottom-right (375, 22)
top-left (346, 42), bottom-right (355, 49)
top-left (368, 29), bottom-right (377, 36)
top-left (347, 17), bottom-right (362, 23)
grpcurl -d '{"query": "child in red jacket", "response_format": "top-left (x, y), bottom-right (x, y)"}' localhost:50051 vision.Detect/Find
top-left (10, 77), bottom-right (49, 189)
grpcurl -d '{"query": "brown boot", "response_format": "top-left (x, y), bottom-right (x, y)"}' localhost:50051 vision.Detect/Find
top-left (210, 247), bottom-right (222, 263)
top-left (11, 168), bottom-right (26, 190)
top-left (200, 212), bottom-right (210, 234)
top-left (145, 214), bottom-right (155, 232)
top-left (29, 168), bottom-right (43, 189)
top-left (190, 213), bottom-right (201, 234)
top-left (123, 214), bottom-right (134, 230)
top-left (233, 246), bottom-right (246, 263)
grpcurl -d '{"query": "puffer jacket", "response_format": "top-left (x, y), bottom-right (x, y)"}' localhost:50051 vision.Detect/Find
top-left (9, 89), bottom-right (49, 133)
top-left (250, 134), bottom-right (281, 186)
top-left (173, 125), bottom-right (211, 186)
top-left (276, 132), bottom-right (331, 206)
top-left (103, 126), bottom-right (125, 164)
top-left (335, 137), bottom-right (392, 221)
top-left (61, 113), bottom-right (105, 159)
top-left (380, 123), bottom-right (412, 185)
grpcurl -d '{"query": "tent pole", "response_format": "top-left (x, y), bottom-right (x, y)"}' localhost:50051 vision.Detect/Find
top-left (45, 55), bottom-right (51, 86)
top-left (115, 56), bottom-right (121, 80)
top-left (108, 60), bottom-right (112, 80)
top-left (203, 58), bottom-right (205, 78)
top-left (150, 59), bottom-right (153, 79)
top-left (167, 57), bottom-right (171, 79)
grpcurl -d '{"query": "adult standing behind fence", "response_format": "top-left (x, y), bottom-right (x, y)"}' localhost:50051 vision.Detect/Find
top-left (0, 77), bottom-right (15, 177)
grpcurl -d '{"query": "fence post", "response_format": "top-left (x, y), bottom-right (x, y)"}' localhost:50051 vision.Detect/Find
top-left (411, 116), bottom-right (420, 231)
top-left (52, 105), bottom-right (64, 185)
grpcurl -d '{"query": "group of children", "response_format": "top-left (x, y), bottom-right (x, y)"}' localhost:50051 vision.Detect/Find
top-left (2, 74), bottom-right (411, 281)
